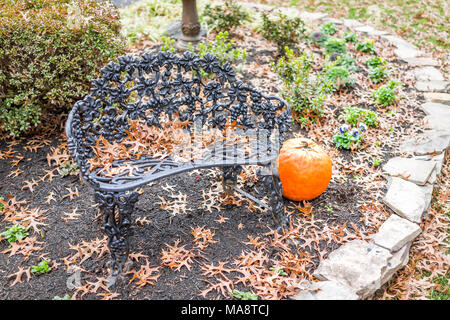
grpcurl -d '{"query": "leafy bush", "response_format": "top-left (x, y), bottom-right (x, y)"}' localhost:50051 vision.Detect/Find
top-left (333, 123), bottom-right (367, 150)
top-left (365, 56), bottom-right (387, 68)
top-left (160, 36), bottom-right (177, 53)
top-left (340, 107), bottom-right (378, 127)
top-left (192, 31), bottom-right (247, 77)
top-left (0, 0), bottom-right (125, 137)
top-left (344, 30), bottom-right (358, 43)
top-left (368, 65), bottom-right (389, 84)
top-left (373, 80), bottom-right (402, 107)
top-left (309, 31), bottom-right (328, 46)
top-left (320, 22), bottom-right (337, 35)
top-left (325, 66), bottom-right (355, 89)
top-left (356, 39), bottom-right (376, 54)
top-left (330, 53), bottom-right (358, 73)
top-left (272, 47), bottom-right (334, 126)
top-left (202, 0), bottom-right (250, 32)
top-left (324, 37), bottom-right (347, 55)
top-left (260, 12), bottom-right (306, 55)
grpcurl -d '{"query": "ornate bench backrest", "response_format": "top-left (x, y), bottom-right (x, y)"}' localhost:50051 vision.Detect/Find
top-left (66, 51), bottom-right (291, 181)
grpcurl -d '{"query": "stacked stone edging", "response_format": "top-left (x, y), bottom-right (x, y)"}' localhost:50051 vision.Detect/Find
top-left (236, 3), bottom-right (449, 300)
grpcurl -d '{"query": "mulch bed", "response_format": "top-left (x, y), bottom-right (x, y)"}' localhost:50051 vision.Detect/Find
top-left (0, 19), bottom-right (428, 300)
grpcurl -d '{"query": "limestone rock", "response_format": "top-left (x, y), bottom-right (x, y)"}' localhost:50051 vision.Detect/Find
top-left (383, 177), bottom-right (428, 223)
top-left (382, 157), bottom-right (436, 185)
top-left (291, 280), bottom-right (358, 300)
top-left (381, 35), bottom-right (424, 59)
top-left (404, 57), bottom-right (440, 67)
top-left (420, 102), bottom-right (450, 117)
top-left (414, 67), bottom-right (444, 81)
top-left (343, 19), bottom-right (364, 28)
top-left (373, 214), bottom-right (421, 252)
top-left (354, 25), bottom-right (387, 36)
top-left (415, 80), bottom-right (450, 93)
top-left (423, 92), bottom-right (450, 106)
top-left (313, 240), bottom-right (392, 299)
top-left (299, 11), bottom-right (328, 21)
top-left (423, 115), bottom-right (450, 132)
top-left (399, 130), bottom-right (450, 155)
top-left (380, 243), bottom-right (411, 285)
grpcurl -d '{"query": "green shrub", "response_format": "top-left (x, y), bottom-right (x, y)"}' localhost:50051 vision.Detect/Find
top-left (340, 107), bottom-right (378, 127)
top-left (365, 56), bottom-right (387, 68)
top-left (192, 31), bottom-right (247, 77)
top-left (272, 47), bottom-right (334, 126)
top-left (320, 22), bottom-right (338, 35)
top-left (344, 30), bottom-right (358, 43)
top-left (160, 36), bottom-right (177, 53)
top-left (0, 0), bottom-right (125, 137)
top-left (368, 65), bottom-right (389, 84)
top-left (202, 0), bottom-right (250, 32)
top-left (356, 39), bottom-right (376, 54)
top-left (324, 37), bottom-right (347, 55)
top-left (330, 53), bottom-right (358, 73)
top-left (333, 123), bottom-right (367, 150)
top-left (309, 31), bottom-right (328, 46)
top-left (260, 12), bottom-right (306, 55)
top-left (373, 80), bottom-right (402, 107)
top-left (325, 66), bottom-right (355, 89)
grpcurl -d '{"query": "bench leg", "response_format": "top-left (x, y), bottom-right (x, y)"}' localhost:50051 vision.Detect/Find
top-left (221, 165), bottom-right (242, 195)
top-left (260, 164), bottom-right (288, 231)
top-left (94, 190), bottom-right (139, 273)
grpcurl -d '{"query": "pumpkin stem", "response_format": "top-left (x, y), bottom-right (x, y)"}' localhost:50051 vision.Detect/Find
top-left (295, 141), bottom-right (310, 149)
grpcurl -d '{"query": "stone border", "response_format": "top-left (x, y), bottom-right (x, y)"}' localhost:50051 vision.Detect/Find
top-left (237, 2), bottom-right (450, 300)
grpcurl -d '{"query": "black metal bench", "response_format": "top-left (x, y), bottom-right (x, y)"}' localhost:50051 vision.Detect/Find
top-left (65, 51), bottom-right (291, 273)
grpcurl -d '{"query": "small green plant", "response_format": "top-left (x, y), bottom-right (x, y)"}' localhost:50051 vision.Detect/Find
top-left (160, 36), bottom-right (177, 53)
top-left (340, 106), bottom-right (378, 127)
top-left (232, 289), bottom-right (259, 300)
top-left (368, 65), bottom-right (389, 84)
top-left (53, 294), bottom-right (71, 300)
top-left (270, 266), bottom-right (288, 276)
top-left (192, 31), bottom-right (247, 77)
top-left (331, 53), bottom-right (358, 73)
top-left (373, 80), bottom-right (402, 107)
top-left (202, 0), bottom-right (250, 32)
top-left (365, 56), bottom-right (387, 68)
top-left (260, 12), bottom-right (306, 55)
top-left (320, 22), bottom-right (337, 35)
top-left (356, 39), bottom-right (376, 54)
top-left (272, 47), bottom-right (334, 126)
top-left (58, 161), bottom-right (79, 178)
top-left (0, 224), bottom-right (29, 244)
top-left (325, 66), bottom-right (355, 89)
top-left (344, 30), bottom-right (358, 43)
top-left (324, 204), bottom-right (334, 213)
top-left (333, 123), bottom-right (367, 150)
top-left (324, 37), bottom-right (347, 55)
top-left (31, 259), bottom-right (52, 276)
top-left (309, 31), bottom-right (328, 46)
top-left (372, 158), bottom-right (381, 167)
top-left (0, 196), bottom-right (4, 212)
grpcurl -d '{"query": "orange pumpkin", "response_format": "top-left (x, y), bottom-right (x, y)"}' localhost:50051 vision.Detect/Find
top-left (276, 138), bottom-right (332, 201)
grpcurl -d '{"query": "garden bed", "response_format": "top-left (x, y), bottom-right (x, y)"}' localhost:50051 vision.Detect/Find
top-left (0, 0), bottom-right (448, 300)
